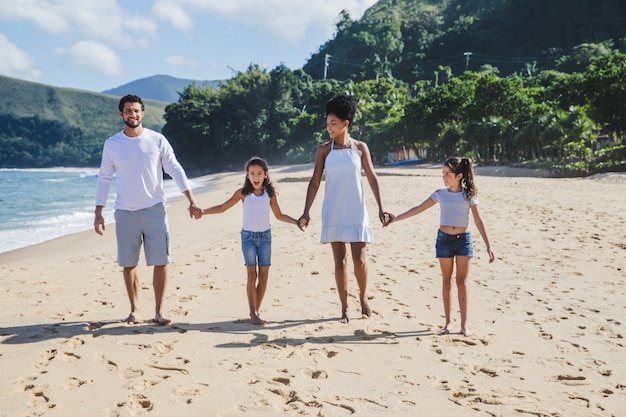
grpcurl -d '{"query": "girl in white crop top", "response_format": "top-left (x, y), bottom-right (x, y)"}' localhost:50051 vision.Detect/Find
top-left (385, 157), bottom-right (495, 337)
top-left (198, 156), bottom-right (302, 325)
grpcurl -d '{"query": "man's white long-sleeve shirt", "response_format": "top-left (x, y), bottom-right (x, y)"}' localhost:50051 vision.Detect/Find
top-left (95, 128), bottom-right (192, 211)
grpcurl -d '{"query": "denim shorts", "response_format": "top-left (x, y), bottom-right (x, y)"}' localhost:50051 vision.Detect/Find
top-left (241, 229), bottom-right (272, 267)
top-left (435, 230), bottom-right (473, 258)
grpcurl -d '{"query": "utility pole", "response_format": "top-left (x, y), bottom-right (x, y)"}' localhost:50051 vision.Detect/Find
top-left (323, 54), bottom-right (330, 80)
top-left (464, 52), bottom-right (473, 71)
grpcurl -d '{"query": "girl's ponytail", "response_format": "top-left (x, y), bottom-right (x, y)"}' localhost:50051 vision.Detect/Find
top-left (445, 156), bottom-right (477, 200)
top-left (460, 157), bottom-right (477, 199)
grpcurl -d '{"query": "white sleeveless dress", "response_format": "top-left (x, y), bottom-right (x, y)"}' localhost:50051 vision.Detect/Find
top-left (320, 140), bottom-right (373, 243)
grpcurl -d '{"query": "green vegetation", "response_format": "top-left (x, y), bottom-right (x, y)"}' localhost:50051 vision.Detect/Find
top-left (162, 50), bottom-right (626, 176)
top-left (0, 75), bottom-right (166, 167)
top-left (304, 0), bottom-right (626, 83)
top-left (1, 0), bottom-right (625, 175)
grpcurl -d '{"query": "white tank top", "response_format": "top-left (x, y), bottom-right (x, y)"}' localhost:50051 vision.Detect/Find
top-left (242, 190), bottom-right (271, 232)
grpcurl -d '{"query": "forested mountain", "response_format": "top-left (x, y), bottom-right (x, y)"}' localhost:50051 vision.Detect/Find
top-left (303, 0), bottom-right (626, 82)
top-left (0, 75), bottom-right (166, 167)
top-left (102, 74), bottom-right (220, 103)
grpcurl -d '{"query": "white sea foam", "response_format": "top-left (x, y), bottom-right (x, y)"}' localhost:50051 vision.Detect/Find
top-left (0, 168), bottom-right (201, 254)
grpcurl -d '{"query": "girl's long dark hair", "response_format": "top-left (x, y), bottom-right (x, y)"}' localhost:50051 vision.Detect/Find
top-left (241, 156), bottom-right (275, 197)
top-left (444, 156), bottom-right (477, 200)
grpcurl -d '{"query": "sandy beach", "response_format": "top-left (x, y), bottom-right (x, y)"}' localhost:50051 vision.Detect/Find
top-left (1, 163), bottom-right (624, 417)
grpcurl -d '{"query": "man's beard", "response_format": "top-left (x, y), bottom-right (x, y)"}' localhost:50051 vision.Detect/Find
top-left (124, 119), bottom-right (140, 128)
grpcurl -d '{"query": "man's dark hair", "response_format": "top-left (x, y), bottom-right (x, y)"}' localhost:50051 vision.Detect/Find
top-left (325, 94), bottom-right (357, 127)
top-left (118, 94), bottom-right (144, 112)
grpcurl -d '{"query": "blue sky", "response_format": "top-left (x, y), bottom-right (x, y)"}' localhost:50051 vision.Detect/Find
top-left (0, 0), bottom-right (378, 93)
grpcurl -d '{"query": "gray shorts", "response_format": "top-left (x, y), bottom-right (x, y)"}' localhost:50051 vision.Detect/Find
top-left (114, 202), bottom-right (170, 267)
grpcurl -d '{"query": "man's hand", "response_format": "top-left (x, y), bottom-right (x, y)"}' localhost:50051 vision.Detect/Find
top-left (94, 214), bottom-right (105, 235)
top-left (188, 204), bottom-right (203, 219)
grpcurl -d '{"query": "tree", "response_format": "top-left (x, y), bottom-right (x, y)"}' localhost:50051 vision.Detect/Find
top-left (162, 83), bottom-right (219, 172)
top-left (580, 52), bottom-right (626, 138)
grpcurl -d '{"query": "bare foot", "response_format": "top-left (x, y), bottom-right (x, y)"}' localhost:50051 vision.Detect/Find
top-left (439, 324), bottom-right (452, 335)
top-left (340, 310), bottom-right (350, 324)
top-left (122, 313), bottom-right (140, 324)
top-left (151, 315), bottom-right (172, 326)
top-left (461, 326), bottom-right (472, 337)
top-left (250, 314), bottom-right (266, 326)
top-left (361, 300), bottom-right (372, 318)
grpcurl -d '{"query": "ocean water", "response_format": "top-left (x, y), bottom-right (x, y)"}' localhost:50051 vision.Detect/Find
top-left (0, 168), bottom-right (190, 254)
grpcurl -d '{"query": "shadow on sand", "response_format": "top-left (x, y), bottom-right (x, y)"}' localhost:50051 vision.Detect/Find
top-left (0, 317), bottom-right (433, 347)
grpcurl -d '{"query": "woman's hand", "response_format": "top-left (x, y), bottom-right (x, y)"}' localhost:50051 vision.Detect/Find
top-left (379, 210), bottom-right (393, 226)
top-left (298, 214), bottom-right (310, 230)
top-left (382, 212), bottom-right (396, 227)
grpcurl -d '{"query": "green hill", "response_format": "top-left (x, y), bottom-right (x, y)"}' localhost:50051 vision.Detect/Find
top-left (0, 75), bottom-right (167, 167)
top-left (303, 0), bottom-right (626, 82)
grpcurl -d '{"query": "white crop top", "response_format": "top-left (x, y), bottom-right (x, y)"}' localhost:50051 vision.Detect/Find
top-left (430, 188), bottom-right (478, 228)
top-left (242, 190), bottom-right (271, 232)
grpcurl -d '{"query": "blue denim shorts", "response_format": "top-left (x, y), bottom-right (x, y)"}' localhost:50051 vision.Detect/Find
top-left (241, 229), bottom-right (272, 267)
top-left (435, 230), bottom-right (473, 258)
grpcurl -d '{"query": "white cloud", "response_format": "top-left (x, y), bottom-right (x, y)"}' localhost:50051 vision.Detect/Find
top-left (153, 1), bottom-right (193, 32)
top-left (165, 55), bottom-right (197, 69)
top-left (57, 41), bottom-right (122, 76)
top-left (125, 16), bottom-right (158, 38)
top-left (0, 33), bottom-right (42, 80)
top-left (0, 0), bottom-right (69, 33)
top-left (153, 0), bottom-right (378, 40)
top-left (0, 0), bottom-right (156, 43)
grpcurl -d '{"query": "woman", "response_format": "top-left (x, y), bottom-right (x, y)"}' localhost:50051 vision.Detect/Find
top-left (299, 94), bottom-right (387, 323)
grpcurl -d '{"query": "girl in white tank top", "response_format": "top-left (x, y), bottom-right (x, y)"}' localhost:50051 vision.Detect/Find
top-left (198, 157), bottom-right (302, 325)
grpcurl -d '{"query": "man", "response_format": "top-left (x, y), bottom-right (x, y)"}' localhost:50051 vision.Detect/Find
top-left (94, 94), bottom-right (202, 325)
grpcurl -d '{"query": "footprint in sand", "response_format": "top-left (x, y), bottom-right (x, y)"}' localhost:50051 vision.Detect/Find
top-left (547, 374), bottom-right (588, 385)
top-left (31, 389), bottom-right (54, 409)
top-left (147, 359), bottom-right (190, 375)
top-left (302, 368), bottom-right (328, 379)
top-left (99, 355), bottom-right (118, 372)
top-left (394, 373), bottom-right (418, 386)
top-left (173, 384), bottom-right (209, 404)
top-left (272, 376), bottom-right (291, 385)
top-left (123, 367), bottom-right (144, 379)
top-left (63, 350), bottom-right (81, 361)
top-left (34, 349), bottom-right (58, 372)
top-left (64, 376), bottom-right (88, 390)
top-left (323, 348), bottom-right (339, 358)
top-left (132, 394), bottom-right (154, 411)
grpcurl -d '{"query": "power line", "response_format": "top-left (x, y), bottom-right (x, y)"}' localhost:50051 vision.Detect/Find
top-left (321, 51), bottom-right (557, 77)
top-left (324, 52), bottom-right (555, 79)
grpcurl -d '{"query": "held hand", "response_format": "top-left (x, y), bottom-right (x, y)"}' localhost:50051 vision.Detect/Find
top-left (298, 215), bottom-right (309, 231)
top-left (382, 212), bottom-right (396, 227)
top-left (378, 209), bottom-right (389, 227)
top-left (188, 204), bottom-right (203, 219)
top-left (94, 215), bottom-right (105, 235)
